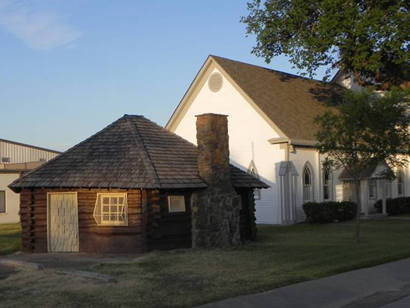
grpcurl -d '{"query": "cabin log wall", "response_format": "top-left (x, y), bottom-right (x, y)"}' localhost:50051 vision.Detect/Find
top-left (19, 187), bottom-right (256, 253)
top-left (19, 188), bottom-right (145, 253)
top-left (236, 188), bottom-right (257, 241)
top-left (147, 189), bottom-right (192, 250)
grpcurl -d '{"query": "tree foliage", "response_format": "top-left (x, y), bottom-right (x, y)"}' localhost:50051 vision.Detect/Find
top-left (315, 89), bottom-right (409, 241)
top-left (315, 89), bottom-right (410, 176)
top-left (242, 0), bottom-right (410, 88)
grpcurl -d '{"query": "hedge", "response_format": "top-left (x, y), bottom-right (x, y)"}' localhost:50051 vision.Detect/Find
top-left (303, 201), bottom-right (357, 223)
top-left (374, 197), bottom-right (410, 215)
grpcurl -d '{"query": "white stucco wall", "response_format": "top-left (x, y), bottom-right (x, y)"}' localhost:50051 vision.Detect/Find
top-left (0, 173), bottom-right (20, 224)
top-left (172, 66), bottom-right (286, 224)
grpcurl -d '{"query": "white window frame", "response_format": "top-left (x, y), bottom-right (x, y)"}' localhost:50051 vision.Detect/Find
top-left (323, 167), bottom-right (332, 201)
top-left (0, 190), bottom-right (5, 214)
top-left (303, 163), bottom-right (314, 202)
top-left (368, 179), bottom-right (377, 200)
top-left (168, 195), bottom-right (186, 213)
top-left (94, 193), bottom-right (128, 226)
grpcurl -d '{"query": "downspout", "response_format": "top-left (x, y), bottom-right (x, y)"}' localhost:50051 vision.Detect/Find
top-left (285, 141), bottom-right (290, 162)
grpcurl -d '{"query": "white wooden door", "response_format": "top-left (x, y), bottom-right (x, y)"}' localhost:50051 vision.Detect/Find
top-left (48, 193), bottom-right (79, 252)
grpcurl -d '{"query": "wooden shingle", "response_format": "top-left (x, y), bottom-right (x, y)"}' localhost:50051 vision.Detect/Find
top-left (10, 115), bottom-right (268, 191)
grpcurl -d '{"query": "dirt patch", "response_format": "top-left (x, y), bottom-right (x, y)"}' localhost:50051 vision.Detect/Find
top-left (2, 252), bottom-right (142, 271)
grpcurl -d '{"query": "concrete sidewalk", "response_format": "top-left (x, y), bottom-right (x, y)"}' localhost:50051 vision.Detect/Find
top-left (199, 258), bottom-right (410, 308)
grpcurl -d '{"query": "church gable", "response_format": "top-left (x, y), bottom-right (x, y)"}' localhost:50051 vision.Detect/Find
top-left (167, 57), bottom-right (284, 144)
top-left (167, 55), bottom-right (343, 142)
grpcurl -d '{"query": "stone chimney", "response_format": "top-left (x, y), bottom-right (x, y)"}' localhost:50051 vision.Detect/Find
top-left (191, 113), bottom-right (241, 248)
top-left (196, 114), bottom-right (232, 190)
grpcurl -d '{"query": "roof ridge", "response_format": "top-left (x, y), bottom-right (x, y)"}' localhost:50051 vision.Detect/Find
top-left (210, 55), bottom-right (333, 85)
top-left (125, 116), bottom-right (161, 187)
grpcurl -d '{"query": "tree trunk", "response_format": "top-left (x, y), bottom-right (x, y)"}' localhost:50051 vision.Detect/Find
top-left (354, 179), bottom-right (361, 243)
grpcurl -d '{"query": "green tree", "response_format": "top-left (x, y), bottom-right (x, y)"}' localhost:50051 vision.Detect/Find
top-left (242, 0), bottom-right (409, 88)
top-left (315, 89), bottom-right (410, 241)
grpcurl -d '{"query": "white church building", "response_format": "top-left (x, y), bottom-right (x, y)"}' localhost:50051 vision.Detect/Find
top-left (166, 55), bottom-right (409, 224)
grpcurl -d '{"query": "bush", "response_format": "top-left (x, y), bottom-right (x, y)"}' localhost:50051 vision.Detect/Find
top-left (374, 197), bottom-right (410, 215)
top-left (303, 201), bottom-right (357, 224)
top-left (336, 201), bottom-right (358, 221)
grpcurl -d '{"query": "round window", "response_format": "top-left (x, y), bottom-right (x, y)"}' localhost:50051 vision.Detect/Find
top-left (208, 72), bottom-right (223, 92)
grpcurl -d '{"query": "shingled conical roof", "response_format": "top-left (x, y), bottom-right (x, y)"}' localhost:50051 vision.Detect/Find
top-left (10, 115), bottom-right (268, 191)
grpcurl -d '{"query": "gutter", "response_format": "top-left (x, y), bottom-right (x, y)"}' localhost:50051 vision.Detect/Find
top-left (268, 137), bottom-right (317, 148)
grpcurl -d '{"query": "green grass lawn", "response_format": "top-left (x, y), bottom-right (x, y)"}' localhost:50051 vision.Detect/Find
top-left (0, 223), bottom-right (21, 255)
top-left (1, 220), bottom-right (410, 307)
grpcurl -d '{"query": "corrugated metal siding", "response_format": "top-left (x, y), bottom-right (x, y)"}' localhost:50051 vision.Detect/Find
top-left (0, 141), bottom-right (59, 163)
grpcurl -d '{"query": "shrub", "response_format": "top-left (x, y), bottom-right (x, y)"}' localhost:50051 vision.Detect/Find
top-left (336, 201), bottom-right (358, 221)
top-left (303, 201), bottom-right (357, 223)
top-left (374, 197), bottom-right (410, 215)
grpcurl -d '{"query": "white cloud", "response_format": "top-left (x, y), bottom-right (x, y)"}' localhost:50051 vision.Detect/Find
top-left (0, 0), bottom-right (81, 50)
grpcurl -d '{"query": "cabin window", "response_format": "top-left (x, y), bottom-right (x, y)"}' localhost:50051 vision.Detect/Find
top-left (323, 167), bottom-right (331, 200)
top-left (168, 195), bottom-right (186, 213)
top-left (0, 191), bottom-right (5, 213)
top-left (93, 193), bottom-right (128, 226)
top-left (368, 179), bottom-right (377, 200)
top-left (397, 169), bottom-right (404, 196)
top-left (303, 164), bottom-right (314, 202)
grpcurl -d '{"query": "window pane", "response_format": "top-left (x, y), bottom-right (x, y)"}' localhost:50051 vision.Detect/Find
top-left (0, 191), bottom-right (5, 213)
top-left (324, 186), bottom-right (329, 200)
top-left (304, 167), bottom-right (311, 185)
top-left (369, 180), bottom-right (377, 199)
top-left (96, 194), bottom-right (128, 226)
top-left (168, 196), bottom-right (186, 213)
top-left (324, 169), bottom-right (330, 184)
top-left (398, 184), bottom-right (403, 195)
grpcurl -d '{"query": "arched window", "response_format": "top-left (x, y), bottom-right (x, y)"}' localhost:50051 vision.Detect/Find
top-left (303, 163), bottom-right (314, 202)
top-left (397, 168), bottom-right (404, 196)
top-left (323, 166), bottom-right (331, 200)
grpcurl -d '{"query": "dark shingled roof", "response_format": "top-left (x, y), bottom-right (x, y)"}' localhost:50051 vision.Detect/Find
top-left (211, 56), bottom-right (343, 141)
top-left (339, 161), bottom-right (391, 181)
top-left (10, 115), bottom-right (268, 191)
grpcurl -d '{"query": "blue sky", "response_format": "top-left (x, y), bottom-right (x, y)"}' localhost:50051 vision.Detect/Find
top-left (0, 0), bottom-right (329, 151)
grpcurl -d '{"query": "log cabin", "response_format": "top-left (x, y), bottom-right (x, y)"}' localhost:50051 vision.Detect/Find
top-left (9, 113), bottom-right (268, 253)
